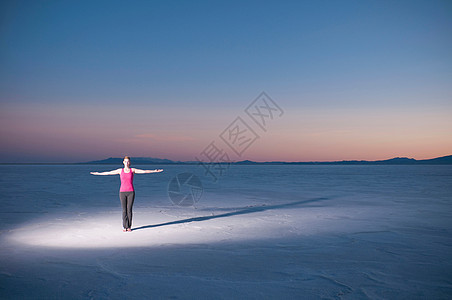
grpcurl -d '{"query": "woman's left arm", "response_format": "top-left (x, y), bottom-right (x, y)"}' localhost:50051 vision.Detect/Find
top-left (133, 168), bottom-right (163, 174)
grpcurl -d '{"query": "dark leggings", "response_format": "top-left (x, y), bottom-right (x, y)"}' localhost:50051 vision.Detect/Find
top-left (119, 191), bottom-right (135, 229)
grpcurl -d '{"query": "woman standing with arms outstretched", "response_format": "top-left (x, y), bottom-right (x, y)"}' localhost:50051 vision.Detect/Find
top-left (90, 156), bottom-right (163, 232)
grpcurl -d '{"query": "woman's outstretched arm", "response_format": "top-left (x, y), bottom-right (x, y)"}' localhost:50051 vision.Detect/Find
top-left (133, 168), bottom-right (163, 174)
top-left (90, 168), bottom-right (122, 175)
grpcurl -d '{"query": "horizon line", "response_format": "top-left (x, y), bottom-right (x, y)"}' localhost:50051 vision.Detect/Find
top-left (1, 154), bottom-right (451, 165)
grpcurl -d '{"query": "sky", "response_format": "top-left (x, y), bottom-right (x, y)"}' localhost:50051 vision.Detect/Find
top-left (1, 0), bottom-right (451, 163)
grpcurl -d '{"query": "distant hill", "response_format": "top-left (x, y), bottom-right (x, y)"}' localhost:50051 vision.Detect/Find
top-left (417, 155), bottom-right (452, 164)
top-left (234, 155), bottom-right (452, 165)
top-left (83, 155), bottom-right (452, 165)
top-left (83, 157), bottom-right (180, 164)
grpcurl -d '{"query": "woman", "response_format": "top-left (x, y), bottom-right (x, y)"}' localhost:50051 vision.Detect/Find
top-left (90, 156), bottom-right (163, 232)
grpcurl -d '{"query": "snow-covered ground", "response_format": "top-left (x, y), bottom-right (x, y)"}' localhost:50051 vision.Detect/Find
top-left (1, 164), bottom-right (451, 299)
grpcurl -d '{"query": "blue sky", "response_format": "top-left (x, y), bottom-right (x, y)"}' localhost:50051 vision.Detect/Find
top-left (1, 0), bottom-right (451, 162)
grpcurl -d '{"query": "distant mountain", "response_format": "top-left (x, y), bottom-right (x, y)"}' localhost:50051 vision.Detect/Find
top-left (252, 155), bottom-right (452, 165)
top-left (255, 155), bottom-right (452, 165)
top-left (82, 155), bottom-right (452, 165)
top-left (416, 155), bottom-right (452, 164)
top-left (84, 157), bottom-right (180, 164)
top-left (375, 157), bottom-right (417, 164)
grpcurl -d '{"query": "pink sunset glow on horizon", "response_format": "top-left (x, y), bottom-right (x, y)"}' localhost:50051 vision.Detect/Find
top-left (1, 101), bottom-right (451, 163)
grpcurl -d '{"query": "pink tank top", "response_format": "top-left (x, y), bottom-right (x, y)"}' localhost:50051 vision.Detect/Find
top-left (120, 168), bottom-right (134, 192)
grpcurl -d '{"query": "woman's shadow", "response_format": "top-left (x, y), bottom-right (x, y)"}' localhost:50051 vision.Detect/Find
top-left (133, 197), bottom-right (329, 231)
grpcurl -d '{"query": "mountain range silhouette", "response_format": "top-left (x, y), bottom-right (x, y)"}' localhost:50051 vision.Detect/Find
top-left (84, 155), bottom-right (452, 165)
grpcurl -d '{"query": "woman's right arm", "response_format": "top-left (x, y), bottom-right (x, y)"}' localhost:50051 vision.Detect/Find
top-left (90, 169), bottom-right (121, 175)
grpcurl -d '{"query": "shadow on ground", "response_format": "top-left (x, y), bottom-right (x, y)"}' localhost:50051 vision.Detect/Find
top-left (133, 197), bottom-right (329, 231)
